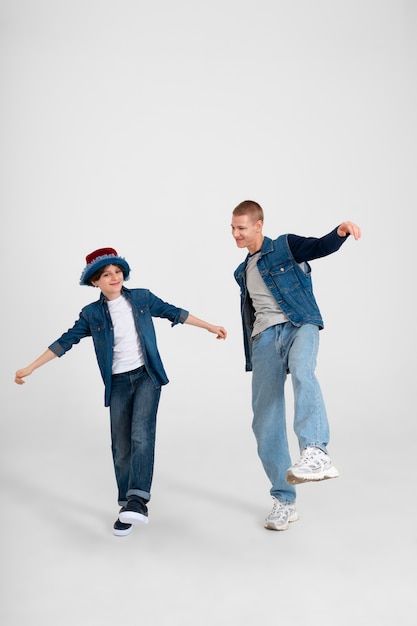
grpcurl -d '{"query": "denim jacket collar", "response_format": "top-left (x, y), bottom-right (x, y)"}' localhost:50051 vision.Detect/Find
top-left (98, 285), bottom-right (132, 305)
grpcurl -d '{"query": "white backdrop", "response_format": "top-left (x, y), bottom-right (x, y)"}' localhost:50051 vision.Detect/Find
top-left (1, 1), bottom-right (416, 625)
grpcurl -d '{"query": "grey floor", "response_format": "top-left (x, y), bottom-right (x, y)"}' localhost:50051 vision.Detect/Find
top-left (2, 369), bottom-right (416, 626)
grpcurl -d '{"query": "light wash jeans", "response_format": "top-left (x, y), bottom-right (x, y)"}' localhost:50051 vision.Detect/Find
top-left (251, 323), bottom-right (330, 503)
top-left (109, 366), bottom-right (161, 506)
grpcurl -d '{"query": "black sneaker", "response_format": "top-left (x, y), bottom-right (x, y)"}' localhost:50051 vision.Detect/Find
top-left (112, 518), bottom-right (133, 536)
top-left (119, 498), bottom-right (149, 525)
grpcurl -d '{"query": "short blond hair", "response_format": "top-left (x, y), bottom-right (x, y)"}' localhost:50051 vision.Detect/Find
top-left (232, 200), bottom-right (264, 223)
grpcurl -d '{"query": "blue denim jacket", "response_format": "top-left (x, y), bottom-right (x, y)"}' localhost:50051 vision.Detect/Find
top-left (48, 287), bottom-right (189, 406)
top-left (234, 235), bottom-right (324, 372)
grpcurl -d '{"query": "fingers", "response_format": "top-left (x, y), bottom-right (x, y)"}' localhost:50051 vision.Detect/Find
top-left (15, 369), bottom-right (29, 384)
top-left (215, 327), bottom-right (227, 339)
top-left (348, 222), bottom-right (361, 240)
top-left (339, 221), bottom-right (361, 240)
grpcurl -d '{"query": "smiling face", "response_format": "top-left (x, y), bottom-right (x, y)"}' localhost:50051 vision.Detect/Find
top-left (91, 264), bottom-right (124, 300)
top-left (231, 213), bottom-right (264, 254)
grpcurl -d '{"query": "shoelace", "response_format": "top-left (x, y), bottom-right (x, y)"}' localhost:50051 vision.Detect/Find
top-left (270, 501), bottom-right (290, 518)
top-left (294, 447), bottom-right (328, 470)
top-left (302, 446), bottom-right (318, 459)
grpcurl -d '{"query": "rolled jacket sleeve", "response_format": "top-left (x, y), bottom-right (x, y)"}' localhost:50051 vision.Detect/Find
top-left (48, 313), bottom-right (92, 357)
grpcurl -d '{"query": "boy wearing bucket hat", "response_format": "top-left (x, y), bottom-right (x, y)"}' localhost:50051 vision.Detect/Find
top-left (15, 247), bottom-right (227, 536)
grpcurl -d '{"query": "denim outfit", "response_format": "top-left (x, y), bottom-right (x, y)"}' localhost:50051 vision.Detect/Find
top-left (49, 287), bottom-right (188, 504)
top-left (234, 229), bottom-right (347, 503)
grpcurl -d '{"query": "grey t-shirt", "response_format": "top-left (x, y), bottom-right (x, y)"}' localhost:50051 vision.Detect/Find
top-left (246, 252), bottom-right (289, 337)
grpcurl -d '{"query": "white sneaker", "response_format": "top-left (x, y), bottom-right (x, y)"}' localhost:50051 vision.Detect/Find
top-left (264, 498), bottom-right (299, 531)
top-left (286, 446), bottom-right (339, 484)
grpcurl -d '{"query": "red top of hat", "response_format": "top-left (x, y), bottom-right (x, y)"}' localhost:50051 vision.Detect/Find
top-left (85, 248), bottom-right (118, 265)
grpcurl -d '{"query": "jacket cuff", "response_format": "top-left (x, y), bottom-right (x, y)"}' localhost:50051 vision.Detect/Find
top-left (48, 341), bottom-right (65, 357)
top-left (171, 308), bottom-right (189, 327)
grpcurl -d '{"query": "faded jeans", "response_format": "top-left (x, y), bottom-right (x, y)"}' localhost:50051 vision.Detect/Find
top-left (251, 323), bottom-right (330, 503)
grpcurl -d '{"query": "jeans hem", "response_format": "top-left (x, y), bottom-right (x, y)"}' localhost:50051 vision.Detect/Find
top-left (127, 488), bottom-right (151, 502)
top-left (272, 496), bottom-right (296, 505)
top-left (303, 443), bottom-right (329, 454)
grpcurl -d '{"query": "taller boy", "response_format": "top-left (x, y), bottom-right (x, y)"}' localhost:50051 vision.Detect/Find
top-left (231, 201), bottom-right (361, 531)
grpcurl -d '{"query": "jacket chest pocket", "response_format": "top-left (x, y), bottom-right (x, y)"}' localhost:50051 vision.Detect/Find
top-left (135, 306), bottom-right (152, 327)
top-left (269, 262), bottom-right (299, 291)
top-left (91, 324), bottom-right (109, 347)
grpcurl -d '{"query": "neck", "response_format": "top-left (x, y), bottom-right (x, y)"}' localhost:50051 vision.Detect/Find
top-left (248, 235), bottom-right (264, 255)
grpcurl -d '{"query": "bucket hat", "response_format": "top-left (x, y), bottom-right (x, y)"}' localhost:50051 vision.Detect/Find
top-left (79, 247), bottom-right (130, 286)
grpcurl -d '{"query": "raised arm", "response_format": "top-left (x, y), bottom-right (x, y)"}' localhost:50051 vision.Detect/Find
top-left (15, 348), bottom-right (57, 385)
top-left (290, 221), bottom-right (362, 263)
top-left (184, 314), bottom-right (227, 340)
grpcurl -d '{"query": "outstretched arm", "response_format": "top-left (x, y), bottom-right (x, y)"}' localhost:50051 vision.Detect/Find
top-left (337, 221), bottom-right (361, 240)
top-left (290, 221), bottom-right (362, 263)
top-left (15, 348), bottom-right (57, 385)
top-left (184, 314), bottom-right (227, 340)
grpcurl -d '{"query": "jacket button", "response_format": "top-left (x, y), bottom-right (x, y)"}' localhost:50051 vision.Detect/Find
top-left (280, 267), bottom-right (284, 271)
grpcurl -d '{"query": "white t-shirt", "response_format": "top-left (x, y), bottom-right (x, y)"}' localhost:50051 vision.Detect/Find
top-left (107, 295), bottom-right (145, 374)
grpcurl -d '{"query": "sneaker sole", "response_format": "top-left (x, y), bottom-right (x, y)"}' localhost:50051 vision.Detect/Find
top-left (264, 511), bottom-right (300, 531)
top-left (119, 511), bottom-right (149, 525)
top-left (286, 469), bottom-right (340, 485)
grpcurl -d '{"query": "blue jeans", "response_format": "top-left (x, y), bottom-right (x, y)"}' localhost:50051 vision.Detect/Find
top-left (109, 366), bottom-right (161, 506)
top-left (251, 323), bottom-right (330, 503)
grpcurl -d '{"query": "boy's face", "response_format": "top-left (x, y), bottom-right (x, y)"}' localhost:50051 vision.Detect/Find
top-left (91, 264), bottom-right (124, 300)
top-left (231, 214), bottom-right (263, 254)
